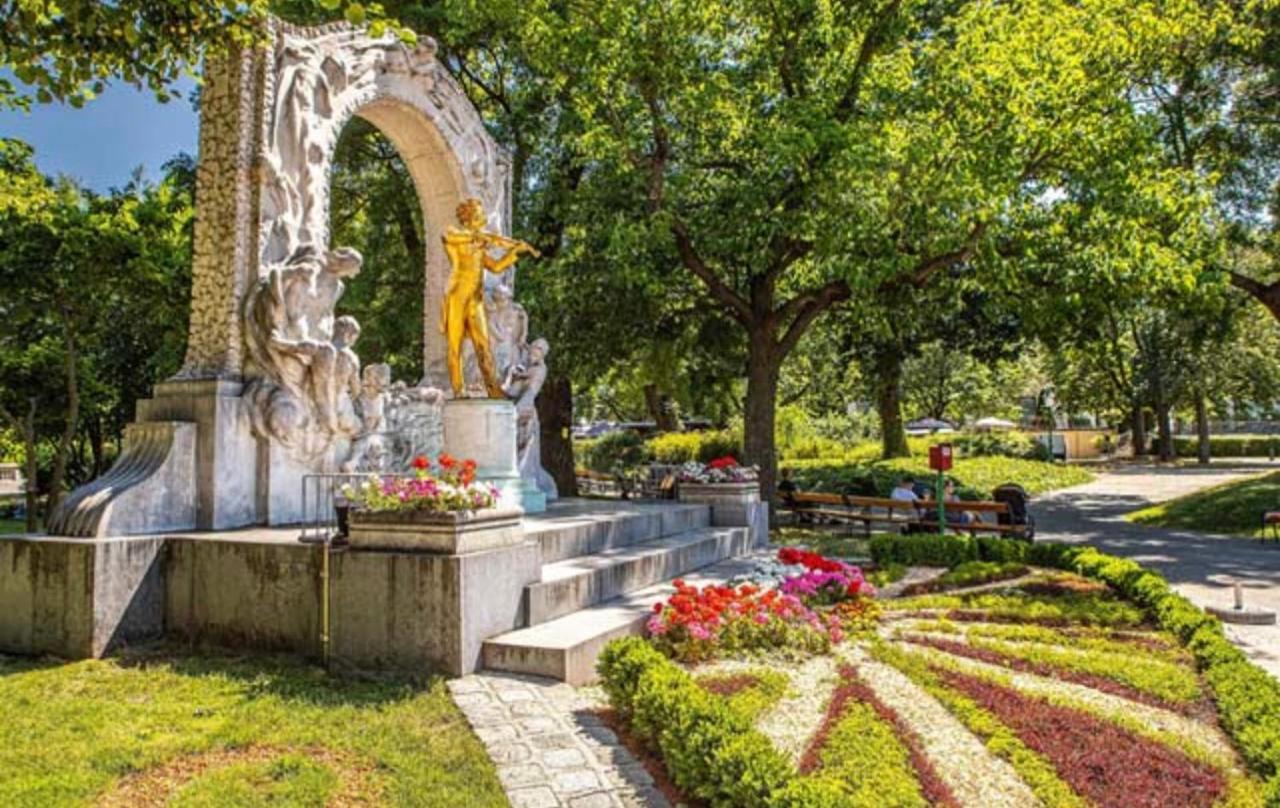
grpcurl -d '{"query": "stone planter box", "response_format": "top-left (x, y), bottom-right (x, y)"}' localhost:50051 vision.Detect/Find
top-left (347, 506), bottom-right (524, 554)
top-left (677, 481), bottom-right (768, 547)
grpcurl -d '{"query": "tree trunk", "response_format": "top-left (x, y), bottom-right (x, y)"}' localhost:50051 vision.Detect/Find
top-left (874, 348), bottom-right (910, 458)
top-left (1131, 401), bottom-right (1148, 457)
top-left (1194, 391), bottom-right (1211, 465)
top-left (47, 314), bottom-right (79, 517)
top-left (537, 374), bottom-right (578, 497)
top-left (1155, 399), bottom-right (1175, 462)
top-left (643, 384), bottom-right (681, 432)
top-left (743, 332), bottom-right (781, 499)
top-left (21, 398), bottom-right (38, 533)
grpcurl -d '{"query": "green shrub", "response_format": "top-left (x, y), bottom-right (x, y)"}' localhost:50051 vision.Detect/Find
top-left (1172, 435), bottom-right (1280, 459)
top-left (952, 431), bottom-right (1050, 461)
top-left (580, 430), bottom-right (651, 474)
top-left (647, 429), bottom-right (742, 464)
top-left (870, 534), bottom-right (978, 568)
top-left (598, 638), bottom-right (793, 807)
top-left (788, 456), bottom-right (1091, 498)
top-left (815, 700), bottom-right (929, 806)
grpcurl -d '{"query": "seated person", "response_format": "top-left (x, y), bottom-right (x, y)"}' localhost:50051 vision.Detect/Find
top-left (777, 467), bottom-right (799, 503)
top-left (890, 476), bottom-right (921, 504)
top-left (942, 478), bottom-right (975, 524)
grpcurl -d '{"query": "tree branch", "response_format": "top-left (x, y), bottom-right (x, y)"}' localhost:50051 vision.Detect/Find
top-left (670, 218), bottom-right (752, 324)
top-left (777, 279), bottom-right (853, 357)
top-left (833, 0), bottom-right (902, 119)
top-left (907, 220), bottom-right (989, 287)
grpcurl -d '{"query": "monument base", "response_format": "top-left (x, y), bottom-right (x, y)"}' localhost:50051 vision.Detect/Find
top-left (442, 397), bottom-right (546, 514)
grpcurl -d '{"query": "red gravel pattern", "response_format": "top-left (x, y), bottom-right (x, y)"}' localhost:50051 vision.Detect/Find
top-left (799, 665), bottom-right (961, 808)
top-left (905, 635), bottom-right (1202, 716)
top-left (696, 673), bottom-right (761, 697)
top-left (937, 668), bottom-right (1225, 808)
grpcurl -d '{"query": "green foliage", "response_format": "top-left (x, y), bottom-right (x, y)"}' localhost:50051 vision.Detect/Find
top-left (916, 561), bottom-right (1030, 592)
top-left (952, 432), bottom-right (1050, 462)
top-left (647, 430), bottom-right (742, 464)
top-left (871, 643), bottom-right (1087, 808)
top-left (579, 431), bottom-right (650, 475)
top-left (0, 648), bottom-right (504, 807)
top-left (1172, 436), bottom-right (1280, 459)
top-left (814, 701), bottom-right (928, 807)
top-left (790, 456), bottom-right (1091, 498)
top-left (599, 640), bottom-right (794, 807)
top-left (963, 635), bottom-right (1202, 704)
top-left (888, 588), bottom-right (1149, 628)
top-left (696, 668), bottom-right (791, 723)
top-left (0, 1), bottom-right (411, 110)
top-left (868, 562), bottom-right (907, 588)
top-left (870, 535), bottom-right (979, 568)
top-left (1128, 471), bottom-right (1280, 539)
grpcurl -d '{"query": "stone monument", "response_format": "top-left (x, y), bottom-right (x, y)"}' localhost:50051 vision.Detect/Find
top-left (48, 19), bottom-right (556, 536)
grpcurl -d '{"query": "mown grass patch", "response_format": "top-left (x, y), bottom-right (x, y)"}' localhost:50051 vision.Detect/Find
top-left (0, 647), bottom-right (504, 807)
top-left (771, 526), bottom-right (872, 560)
top-left (1127, 471), bottom-right (1280, 539)
top-left (790, 456), bottom-right (1093, 497)
top-left (888, 588), bottom-right (1149, 629)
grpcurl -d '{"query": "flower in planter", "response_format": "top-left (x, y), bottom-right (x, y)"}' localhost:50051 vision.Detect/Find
top-left (676, 457), bottom-right (760, 484)
top-left (343, 452), bottom-right (499, 513)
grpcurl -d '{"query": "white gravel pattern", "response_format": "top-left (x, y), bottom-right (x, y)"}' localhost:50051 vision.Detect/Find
top-left (878, 566), bottom-right (948, 598)
top-left (894, 640), bottom-right (1237, 762)
top-left (841, 646), bottom-right (1040, 808)
top-left (751, 655), bottom-right (839, 763)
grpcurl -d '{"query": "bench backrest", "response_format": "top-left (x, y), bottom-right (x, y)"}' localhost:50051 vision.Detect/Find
top-left (789, 490), bottom-right (1009, 515)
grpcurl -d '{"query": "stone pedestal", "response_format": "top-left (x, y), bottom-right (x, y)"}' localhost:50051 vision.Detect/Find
top-left (678, 481), bottom-right (769, 547)
top-left (442, 398), bottom-right (545, 513)
top-left (347, 507), bottom-right (524, 554)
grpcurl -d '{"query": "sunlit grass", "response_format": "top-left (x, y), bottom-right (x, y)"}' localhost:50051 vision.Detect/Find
top-left (1127, 471), bottom-right (1280, 539)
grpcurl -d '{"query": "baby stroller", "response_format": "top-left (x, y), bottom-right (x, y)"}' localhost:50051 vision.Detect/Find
top-left (992, 483), bottom-right (1035, 541)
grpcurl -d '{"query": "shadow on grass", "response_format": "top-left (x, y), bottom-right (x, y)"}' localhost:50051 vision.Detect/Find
top-left (2, 641), bottom-right (436, 709)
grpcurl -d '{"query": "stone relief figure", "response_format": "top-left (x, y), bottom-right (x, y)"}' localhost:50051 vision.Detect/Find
top-left (504, 338), bottom-right (558, 499)
top-left (385, 383), bottom-right (447, 465)
top-left (243, 247), bottom-right (364, 459)
top-left (342, 363), bottom-right (392, 472)
top-left (441, 198), bottom-right (539, 398)
top-left (485, 283), bottom-right (528, 382)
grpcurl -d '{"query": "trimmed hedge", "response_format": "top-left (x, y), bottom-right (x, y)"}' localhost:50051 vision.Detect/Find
top-left (869, 533), bottom-right (1084, 569)
top-left (648, 429), bottom-right (742, 464)
top-left (597, 638), bottom-right (793, 807)
top-left (1173, 435), bottom-right (1280, 459)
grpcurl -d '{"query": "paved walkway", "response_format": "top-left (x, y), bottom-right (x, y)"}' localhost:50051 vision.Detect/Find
top-left (448, 673), bottom-right (669, 808)
top-left (1036, 462), bottom-right (1280, 677)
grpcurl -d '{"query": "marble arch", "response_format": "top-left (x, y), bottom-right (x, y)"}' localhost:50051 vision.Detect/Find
top-left (48, 20), bottom-right (519, 537)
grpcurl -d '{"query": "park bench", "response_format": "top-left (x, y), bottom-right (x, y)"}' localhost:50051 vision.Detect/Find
top-left (782, 491), bottom-right (1033, 539)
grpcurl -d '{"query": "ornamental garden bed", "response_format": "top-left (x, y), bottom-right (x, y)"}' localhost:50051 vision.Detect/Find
top-left (597, 537), bottom-right (1280, 807)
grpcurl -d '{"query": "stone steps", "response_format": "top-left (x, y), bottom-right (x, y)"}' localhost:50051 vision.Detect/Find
top-left (524, 501), bottom-right (710, 565)
top-left (526, 526), bottom-right (752, 626)
top-left (483, 552), bottom-right (767, 685)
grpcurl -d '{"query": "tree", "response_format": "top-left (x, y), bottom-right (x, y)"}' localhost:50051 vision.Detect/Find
top-left (0, 139), bottom-right (193, 523)
top-left (0, 0), bottom-right (407, 109)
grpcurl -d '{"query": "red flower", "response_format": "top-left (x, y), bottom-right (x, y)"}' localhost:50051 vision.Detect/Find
top-left (437, 453), bottom-right (457, 470)
top-left (411, 455), bottom-right (430, 471)
top-left (708, 455), bottom-right (738, 470)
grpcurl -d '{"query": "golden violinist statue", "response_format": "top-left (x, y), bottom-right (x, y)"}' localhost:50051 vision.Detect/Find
top-left (441, 198), bottom-right (540, 397)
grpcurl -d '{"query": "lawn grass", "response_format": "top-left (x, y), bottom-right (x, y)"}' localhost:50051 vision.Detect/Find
top-left (788, 456), bottom-right (1093, 498)
top-left (772, 525), bottom-right (872, 559)
top-left (1127, 471), bottom-right (1280, 539)
top-left (0, 647), bottom-right (505, 807)
top-left (0, 517), bottom-right (27, 534)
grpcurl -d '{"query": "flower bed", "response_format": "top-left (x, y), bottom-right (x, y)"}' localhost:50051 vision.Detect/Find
top-left (676, 455), bottom-right (759, 484)
top-left (343, 453), bottom-right (497, 512)
top-left (598, 537), bottom-right (1280, 806)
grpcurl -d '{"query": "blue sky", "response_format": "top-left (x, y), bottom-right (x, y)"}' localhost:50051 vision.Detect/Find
top-left (0, 77), bottom-right (199, 192)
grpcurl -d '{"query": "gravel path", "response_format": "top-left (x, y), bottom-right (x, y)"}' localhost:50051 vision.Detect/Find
top-left (841, 646), bottom-right (1040, 808)
top-left (752, 655), bottom-right (839, 764)
top-left (893, 639), bottom-right (1236, 763)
